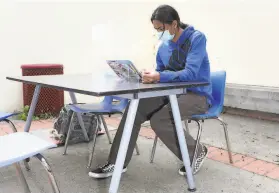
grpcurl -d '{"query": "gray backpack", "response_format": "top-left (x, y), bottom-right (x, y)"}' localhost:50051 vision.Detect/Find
top-left (53, 105), bottom-right (98, 144)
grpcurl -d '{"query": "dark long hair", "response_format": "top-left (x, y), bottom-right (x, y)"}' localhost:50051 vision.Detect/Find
top-left (151, 5), bottom-right (188, 29)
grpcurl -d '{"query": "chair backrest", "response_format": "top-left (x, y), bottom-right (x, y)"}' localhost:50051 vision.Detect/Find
top-left (0, 132), bottom-right (56, 168)
top-left (103, 96), bottom-right (129, 111)
top-left (211, 71), bottom-right (226, 108)
top-left (0, 112), bottom-right (19, 121)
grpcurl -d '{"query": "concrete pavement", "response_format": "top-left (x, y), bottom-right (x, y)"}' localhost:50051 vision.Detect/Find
top-left (0, 131), bottom-right (278, 193)
top-left (0, 114), bottom-right (278, 192)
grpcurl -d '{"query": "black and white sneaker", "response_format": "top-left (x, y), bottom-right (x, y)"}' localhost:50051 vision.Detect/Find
top-left (179, 145), bottom-right (208, 176)
top-left (88, 162), bottom-right (127, 179)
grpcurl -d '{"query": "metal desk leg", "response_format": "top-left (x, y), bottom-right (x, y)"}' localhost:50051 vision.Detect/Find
top-left (109, 99), bottom-right (139, 193)
top-left (24, 85), bottom-right (41, 132)
top-left (22, 85), bottom-right (41, 170)
top-left (169, 95), bottom-right (196, 192)
top-left (69, 92), bottom-right (89, 141)
top-left (14, 163), bottom-right (31, 193)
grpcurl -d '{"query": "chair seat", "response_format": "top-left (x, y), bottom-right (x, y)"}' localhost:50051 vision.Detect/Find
top-left (68, 103), bottom-right (123, 114)
top-left (0, 132), bottom-right (56, 168)
top-left (0, 112), bottom-right (19, 121)
top-left (191, 104), bottom-right (222, 120)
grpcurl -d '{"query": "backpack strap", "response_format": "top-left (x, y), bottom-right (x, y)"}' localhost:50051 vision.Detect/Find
top-left (166, 29), bottom-right (196, 71)
top-left (180, 29), bottom-right (196, 55)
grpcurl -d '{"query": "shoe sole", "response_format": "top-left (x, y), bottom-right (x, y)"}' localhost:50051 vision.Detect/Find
top-left (193, 147), bottom-right (208, 175)
top-left (88, 168), bottom-right (127, 179)
top-left (178, 146), bottom-right (209, 176)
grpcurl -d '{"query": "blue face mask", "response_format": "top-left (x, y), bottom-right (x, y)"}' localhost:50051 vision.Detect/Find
top-left (157, 30), bottom-right (175, 42)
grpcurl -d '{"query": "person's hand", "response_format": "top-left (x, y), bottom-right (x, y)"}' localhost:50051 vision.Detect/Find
top-left (142, 70), bottom-right (160, 84)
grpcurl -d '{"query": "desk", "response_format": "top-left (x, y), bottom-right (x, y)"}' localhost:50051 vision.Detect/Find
top-left (7, 74), bottom-right (208, 193)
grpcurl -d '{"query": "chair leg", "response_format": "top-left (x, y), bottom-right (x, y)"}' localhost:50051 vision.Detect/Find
top-left (35, 154), bottom-right (60, 193)
top-left (14, 163), bottom-right (31, 193)
top-left (3, 119), bottom-right (18, 133)
top-left (100, 115), bottom-right (113, 144)
top-left (23, 159), bottom-right (31, 171)
top-left (150, 136), bottom-right (158, 163)
top-left (183, 120), bottom-right (190, 133)
top-left (217, 117), bottom-right (233, 164)
top-left (63, 112), bottom-right (75, 155)
top-left (87, 121), bottom-right (99, 168)
top-left (135, 143), bottom-right (140, 155)
top-left (191, 120), bottom-right (203, 172)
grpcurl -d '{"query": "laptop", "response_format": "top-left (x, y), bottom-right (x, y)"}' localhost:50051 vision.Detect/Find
top-left (106, 60), bottom-right (142, 82)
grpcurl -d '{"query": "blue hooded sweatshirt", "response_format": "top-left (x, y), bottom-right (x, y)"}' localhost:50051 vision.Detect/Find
top-left (156, 26), bottom-right (213, 105)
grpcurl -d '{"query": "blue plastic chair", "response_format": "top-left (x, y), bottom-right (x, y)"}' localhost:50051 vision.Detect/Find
top-left (150, 71), bottom-right (233, 167)
top-left (68, 96), bottom-right (128, 114)
top-left (63, 96), bottom-right (140, 168)
top-left (0, 112), bottom-right (60, 192)
top-left (0, 112), bottom-right (19, 132)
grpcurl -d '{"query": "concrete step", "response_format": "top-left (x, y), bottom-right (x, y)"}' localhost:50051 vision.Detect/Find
top-left (225, 83), bottom-right (279, 114)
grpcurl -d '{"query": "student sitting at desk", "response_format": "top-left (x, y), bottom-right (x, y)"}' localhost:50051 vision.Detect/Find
top-left (89, 4), bottom-right (213, 179)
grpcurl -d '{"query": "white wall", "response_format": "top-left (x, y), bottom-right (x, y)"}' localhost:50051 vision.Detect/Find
top-left (175, 0), bottom-right (279, 87)
top-left (0, 0), bottom-right (279, 112)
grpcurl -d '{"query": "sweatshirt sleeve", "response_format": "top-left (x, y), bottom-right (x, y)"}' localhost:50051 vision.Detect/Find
top-left (159, 33), bottom-right (206, 82)
top-left (155, 52), bottom-right (165, 72)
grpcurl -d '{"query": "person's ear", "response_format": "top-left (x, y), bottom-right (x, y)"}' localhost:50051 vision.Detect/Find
top-left (173, 20), bottom-right (178, 29)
